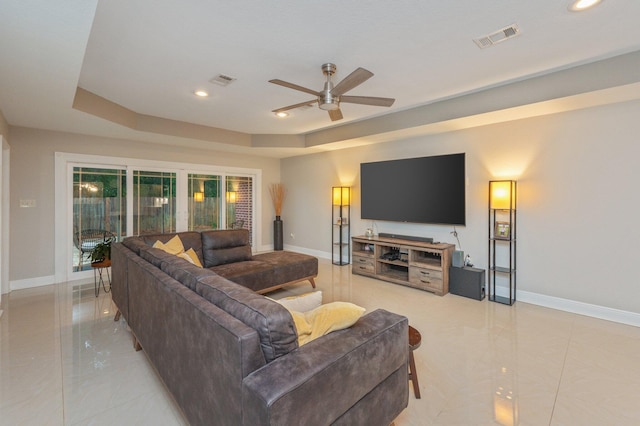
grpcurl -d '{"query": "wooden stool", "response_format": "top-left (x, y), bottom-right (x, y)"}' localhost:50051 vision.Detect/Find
top-left (408, 325), bottom-right (422, 399)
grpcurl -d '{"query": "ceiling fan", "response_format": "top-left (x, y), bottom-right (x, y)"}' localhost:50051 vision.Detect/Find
top-left (269, 63), bottom-right (395, 121)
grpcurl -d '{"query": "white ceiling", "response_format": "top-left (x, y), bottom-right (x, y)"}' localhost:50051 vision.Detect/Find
top-left (2, 0), bottom-right (640, 158)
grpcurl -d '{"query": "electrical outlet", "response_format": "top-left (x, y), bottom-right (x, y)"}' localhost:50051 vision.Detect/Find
top-left (290, 233), bottom-right (295, 239)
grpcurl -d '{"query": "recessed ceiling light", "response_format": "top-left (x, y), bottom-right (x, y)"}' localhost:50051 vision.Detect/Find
top-left (568, 0), bottom-right (602, 11)
top-left (275, 112), bottom-right (289, 118)
top-left (194, 90), bottom-right (209, 97)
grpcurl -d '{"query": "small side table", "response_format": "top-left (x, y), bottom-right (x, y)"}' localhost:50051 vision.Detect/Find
top-left (408, 325), bottom-right (422, 399)
top-left (91, 259), bottom-right (112, 297)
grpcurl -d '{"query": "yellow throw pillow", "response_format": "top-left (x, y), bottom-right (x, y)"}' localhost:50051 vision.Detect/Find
top-left (153, 235), bottom-right (185, 255)
top-left (178, 248), bottom-right (203, 268)
top-left (154, 236), bottom-right (203, 268)
top-left (289, 310), bottom-right (312, 342)
top-left (291, 302), bottom-right (366, 346)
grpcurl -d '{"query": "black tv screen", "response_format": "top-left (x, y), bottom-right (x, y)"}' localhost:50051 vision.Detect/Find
top-left (360, 153), bottom-right (465, 225)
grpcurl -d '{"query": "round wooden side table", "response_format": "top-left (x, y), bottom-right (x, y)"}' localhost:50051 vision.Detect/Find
top-left (91, 259), bottom-right (112, 297)
top-left (408, 325), bottom-right (422, 399)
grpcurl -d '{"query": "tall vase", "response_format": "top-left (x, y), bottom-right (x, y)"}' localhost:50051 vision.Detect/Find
top-left (273, 216), bottom-right (283, 251)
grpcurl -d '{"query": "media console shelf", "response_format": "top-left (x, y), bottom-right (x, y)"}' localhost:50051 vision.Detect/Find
top-left (352, 235), bottom-right (455, 296)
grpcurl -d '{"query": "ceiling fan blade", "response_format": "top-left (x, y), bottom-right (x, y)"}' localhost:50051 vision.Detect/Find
top-left (272, 99), bottom-right (317, 113)
top-left (328, 108), bottom-right (343, 121)
top-left (330, 67), bottom-right (374, 96)
top-left (340, 95), bottom-right (395, 107)
top-left (269, 79), bottom-right (320, 96)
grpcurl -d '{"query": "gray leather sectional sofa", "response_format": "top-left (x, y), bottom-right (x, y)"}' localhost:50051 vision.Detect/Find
top-left (110, 229), bottom-right (409, 425)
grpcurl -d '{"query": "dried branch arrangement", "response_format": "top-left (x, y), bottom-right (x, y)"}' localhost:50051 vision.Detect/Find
top-left (269, 183), bottom-right (286, 217)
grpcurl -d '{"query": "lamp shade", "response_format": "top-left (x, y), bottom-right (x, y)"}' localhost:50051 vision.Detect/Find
top-left (193, 192), bottom-right (204, 202)
top-left (489, 180), bottom-right (516, 210)
top-left (332, 186), bottom-right (350, 206)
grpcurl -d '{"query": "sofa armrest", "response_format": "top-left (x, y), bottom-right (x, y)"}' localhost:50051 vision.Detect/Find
top-left (242, 309), bottom-right (408, 426)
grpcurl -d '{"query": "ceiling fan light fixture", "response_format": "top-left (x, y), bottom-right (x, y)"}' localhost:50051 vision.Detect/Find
top-left (319, 98), bottom-right (339, 111)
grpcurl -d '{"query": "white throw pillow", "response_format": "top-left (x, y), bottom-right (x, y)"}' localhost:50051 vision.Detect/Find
top-left (274, 291), bottom-right (323, 313)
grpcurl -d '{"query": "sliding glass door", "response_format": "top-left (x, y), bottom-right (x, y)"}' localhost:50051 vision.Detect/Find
top-left (59, 154), bottom-right (260, 282)
top-left (72, 167), bottom-right (126, 271)
top-left (188, 174), bottom-right (221, 231)
top-left (133, 170), bottom-right (176, 235)
top-left (226, 175), bottom-right (253, 243)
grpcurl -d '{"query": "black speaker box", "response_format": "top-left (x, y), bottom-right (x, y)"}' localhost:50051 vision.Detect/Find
top-left (449, 267), bottom-right (485, 301)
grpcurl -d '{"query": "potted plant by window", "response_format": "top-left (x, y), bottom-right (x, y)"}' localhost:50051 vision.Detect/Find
top-left (91, 236), bottom-right (115, 264)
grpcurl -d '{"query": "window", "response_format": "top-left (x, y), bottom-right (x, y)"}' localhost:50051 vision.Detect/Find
top-left (56, 153), bottom-right (262, 283)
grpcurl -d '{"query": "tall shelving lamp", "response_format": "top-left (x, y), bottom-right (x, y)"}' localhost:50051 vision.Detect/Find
top-left (488, 180), bottom-right (517, 305)
top-left (332, 187), bottom-right (351, 265)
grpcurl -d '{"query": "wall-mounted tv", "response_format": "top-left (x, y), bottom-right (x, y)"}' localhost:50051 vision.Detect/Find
top-left (360, 153), bottom-right (466, 226)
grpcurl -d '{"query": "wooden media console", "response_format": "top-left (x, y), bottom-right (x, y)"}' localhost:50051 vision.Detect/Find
top-left (352, 235), bottom-right (455, 296)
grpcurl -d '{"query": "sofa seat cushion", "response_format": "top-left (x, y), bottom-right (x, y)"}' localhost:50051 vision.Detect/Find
top-left (202, 229), bottom-right (252, 267)
top-left (195, 275), bottom-right (298, 363)
top-left (253, 251), bottom-right (318, 284)
top-left (210, 261), bottom-right (275, 292)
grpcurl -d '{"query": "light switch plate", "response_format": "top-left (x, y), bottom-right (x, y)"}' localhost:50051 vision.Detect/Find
top-left (20, 199), bottom-right (36, 208)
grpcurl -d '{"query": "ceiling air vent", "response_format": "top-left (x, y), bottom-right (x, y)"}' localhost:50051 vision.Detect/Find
top-left (473, 24), bottom-right (520, 49)
top-left (209, 74), bottom-right (237, 86)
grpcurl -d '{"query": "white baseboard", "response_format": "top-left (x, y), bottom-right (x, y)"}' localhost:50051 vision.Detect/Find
top-left (8, 264), bottom-right (639, 328)
top-left (282, 244), bottom-right (331, 260)
top-left (255, 243), bottom-right (331, 260)
top-left (10, 275), bottom-right (56, 291)
top-left (518, 290), bottom-right (640, 328)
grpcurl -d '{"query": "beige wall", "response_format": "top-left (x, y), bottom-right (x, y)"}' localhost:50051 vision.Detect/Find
top-left (7, 99), bottom-right (640, 317)
top-left (0, 110), bottom-right (8, 138)
top-left (0, 111), bottom-right (8, 300)
top-left (8, 127), bottom-right (280, 282)
top-left (282, 99), bottom-right (640, 315)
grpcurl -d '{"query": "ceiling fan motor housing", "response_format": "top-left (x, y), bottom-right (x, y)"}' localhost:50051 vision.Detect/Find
top-left (320, 64), bottom-right (340, 110)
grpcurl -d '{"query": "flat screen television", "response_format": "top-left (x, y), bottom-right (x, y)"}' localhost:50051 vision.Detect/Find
top-left (360, 153), bottom-right (465, 226)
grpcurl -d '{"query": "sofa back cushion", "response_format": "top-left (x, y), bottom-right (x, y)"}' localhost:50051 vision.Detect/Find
top-left (122, 232), bottom-right (204, 266)
top-left (139, 245), bottom-right (176, 268)
top-left (195, 274), bottom-right (298, 362)
top-left (201, 229), bottom-right (252, 267)
top-left (139, 246), bottom-right (215, 291)
top-left (121, 236), bottom-right (150, 255)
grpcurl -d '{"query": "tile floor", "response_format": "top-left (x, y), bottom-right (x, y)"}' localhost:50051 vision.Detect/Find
top-left (2, 258), bottom-right (640, 425)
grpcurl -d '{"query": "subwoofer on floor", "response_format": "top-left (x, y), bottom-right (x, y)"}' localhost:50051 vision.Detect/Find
top-left (449, 266), bottom-right (485, 301)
